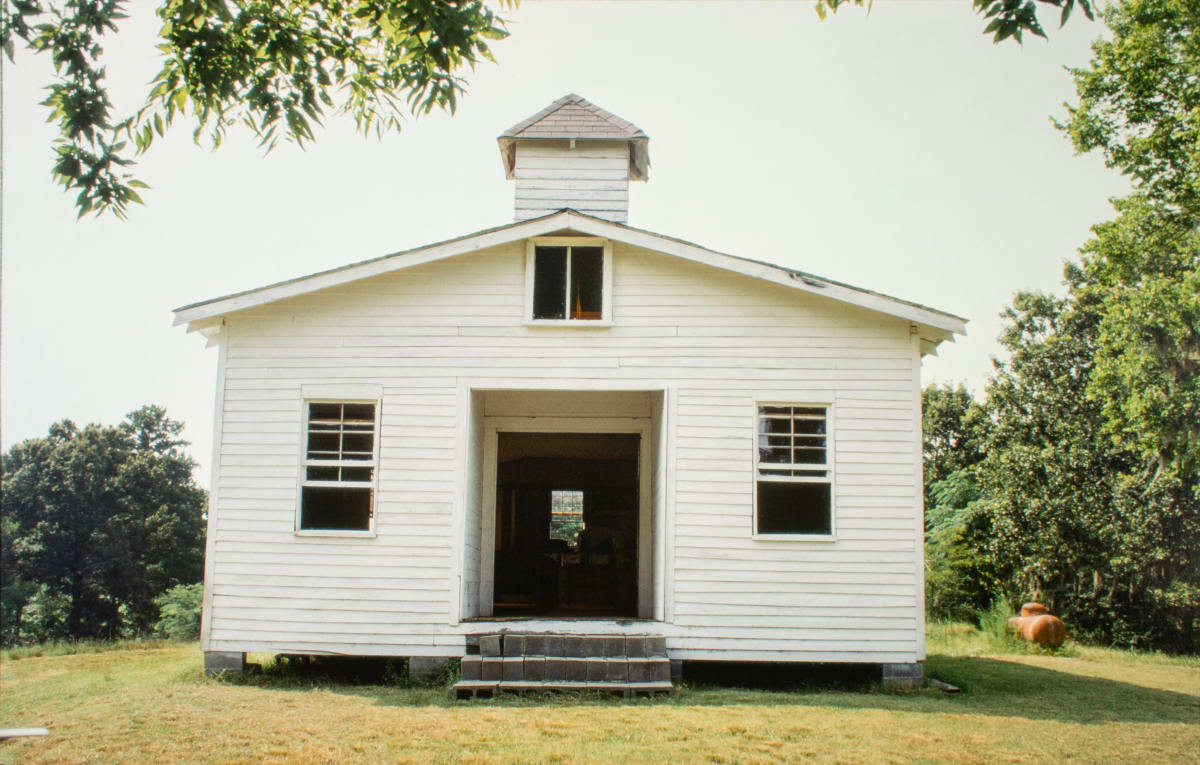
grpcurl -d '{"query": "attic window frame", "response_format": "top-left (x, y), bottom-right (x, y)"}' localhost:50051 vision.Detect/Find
top-left (295, 398), bottom-right (381, 538)
top-left (524, 237), bottom-right (614, 326)
top-left (752, 403), bottom-right (837, 541)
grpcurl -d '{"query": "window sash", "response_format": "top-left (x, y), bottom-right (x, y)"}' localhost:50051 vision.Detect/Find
top-left (299, 400), bottom-right (380, 532)
top-left (527, 238), bottom-right (610, 323)
top-left (755, 405), bottom-right (830, 473)
top-left (754, 403), bottom-right (834, 537)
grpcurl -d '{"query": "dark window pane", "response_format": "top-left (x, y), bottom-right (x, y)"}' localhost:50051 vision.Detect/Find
top-left (570, 247), bottom-right (604, 319)
top-left (793, 447), bottom-right (827, 464)
top-left (306, 466), bottom-right (339, 481)
top-left (340, 434), bottom-right (372, 453)
top-left (307, 431), bottom-right (340, 458)
top-left (309, 402), bottom-right (341, 422)
top-left (343, 403), bottom-right (375, 423)
top-left (761, 418), bottom-right (792, 435)
top-left (760, 406), bottom-right (792, 416)
top-left (533, 246), bottom-right (567, 319)
top-left (757, 481), bottom-right (832, 535)
top-left (759, 446), bottom-right (792, 464)
top-left (794, 407), bottom-right (825, 416)
top-left (793, 418), bottom-right (826, 435)
top-left (301, 486), bottom-right (372, 530)
top-left (342, 432), bottom-right (374, 457)
top-left (341, 466), bottom-right (374, 482)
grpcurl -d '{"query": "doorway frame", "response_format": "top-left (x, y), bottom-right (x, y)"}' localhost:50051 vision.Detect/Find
top-left (480, 416), bottom-right (654, 619)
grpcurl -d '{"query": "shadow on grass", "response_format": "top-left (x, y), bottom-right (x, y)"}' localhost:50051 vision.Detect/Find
top-left (217, 653), bottom-right (1199, 724)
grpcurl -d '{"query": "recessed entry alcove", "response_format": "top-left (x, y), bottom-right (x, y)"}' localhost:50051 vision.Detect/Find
top-left (464, 389), bottom-right (665, 622)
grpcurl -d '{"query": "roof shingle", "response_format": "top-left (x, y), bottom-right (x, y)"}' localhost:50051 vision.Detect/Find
top-left (499, 94), bottom-right (647, 140)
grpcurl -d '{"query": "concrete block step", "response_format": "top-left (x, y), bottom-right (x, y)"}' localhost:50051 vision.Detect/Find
top-left (474, 633), bottom-right (666, 659)
top-left (461, 655), bottom-right (670, 683)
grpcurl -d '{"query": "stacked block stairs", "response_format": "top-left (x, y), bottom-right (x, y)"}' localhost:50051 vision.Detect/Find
top-left (454, 632), bottom-right (673, 699)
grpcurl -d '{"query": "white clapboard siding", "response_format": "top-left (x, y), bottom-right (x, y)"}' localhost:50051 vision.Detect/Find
top-left (206, 238), bottom-right (924, 663)
top-left (513, 142), bottom-right (631, 222)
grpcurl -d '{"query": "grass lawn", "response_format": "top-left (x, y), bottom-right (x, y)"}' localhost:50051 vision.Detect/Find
top-left (1, 625), bottom-right (1197, 764)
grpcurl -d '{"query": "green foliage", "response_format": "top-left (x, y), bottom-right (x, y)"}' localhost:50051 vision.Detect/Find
top-left (153, 582), bottom-right (204, 640)
top-left (1058, 0), bottom-right (1200, 215)
top-left (922, 382), bottom-right (986, 514)
top-left (813, 0), bottom-right (1095, 43)
top-left (1055, 0), bottom-right (1200, 481)
top-left (978, 286), bottom-right (1199, 652)
top-left (921, 384), bottom-right (993, 622)
top-left (1, 1), bottom-right (514, 218)
top-left (1, 405), bottom-right (207, 645)
top-left (1080, 198), bottom-right (1200, 478)
top-left (977, 599), bottom-right (1018, 647)
top-left (925, 468), bottom-right (996, 622)
top-left (923, 0), bottom-right (1200, 653)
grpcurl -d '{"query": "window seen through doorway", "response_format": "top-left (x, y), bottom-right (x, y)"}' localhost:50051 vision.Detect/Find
top-left (549, 490), bottom-right (585, 548)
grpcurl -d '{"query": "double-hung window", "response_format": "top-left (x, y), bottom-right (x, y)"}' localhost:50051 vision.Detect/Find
top-left (299, 401), bottom-right (379, 532)
top-left (754, 404), bottom-right (834, 537)
top-left (525, 238), bottom-right (613, 323)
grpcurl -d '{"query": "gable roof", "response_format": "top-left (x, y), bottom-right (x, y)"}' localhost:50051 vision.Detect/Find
top-left (498, 94), bottom-right (650, 180)
top-left (173, 209), bottom-right (967, 355)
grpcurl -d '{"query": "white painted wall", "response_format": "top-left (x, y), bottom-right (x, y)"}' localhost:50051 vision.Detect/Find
top-left (206, 239), bottom-right (923, 662)
top-left (514, 141), bottom-right (630, 222)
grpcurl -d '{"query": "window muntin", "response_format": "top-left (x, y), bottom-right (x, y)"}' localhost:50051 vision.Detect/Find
top-left (529, 241), bottom-right (608, 321)
top-left (754, 405), bottom-right (833, 536)
top-left (300, 401), bottom-right (378, 532)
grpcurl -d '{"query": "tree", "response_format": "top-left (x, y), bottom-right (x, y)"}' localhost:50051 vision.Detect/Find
top-left (921, 382), bottom-right (985, 514)
top-left (816, 0), bottom-right (1095, 43)
top-left (1057, 0), bottom-right (1200, 216)
top-left (1, 406), bottom-right (206, 643)
top-left (1, 1), bottom-right (514, 218)
top-left (1079, 197), bottom-right (1200, 478)
top-left (921, 383), bottom-right (993, 621)
top-left (1056, 0), bottom-right (1200, 478)
top-left (979, 285), bottom-right (1199, 651)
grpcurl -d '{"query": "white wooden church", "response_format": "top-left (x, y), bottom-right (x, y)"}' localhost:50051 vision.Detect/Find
top-left (175, 94), bottom-right (966, 690)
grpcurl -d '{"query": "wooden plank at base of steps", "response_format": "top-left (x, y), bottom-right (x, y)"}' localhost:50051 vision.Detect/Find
top-left (453, 680), bottom-right (674, 700)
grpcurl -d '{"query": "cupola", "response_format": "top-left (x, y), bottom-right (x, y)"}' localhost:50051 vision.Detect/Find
top-left (498, 94), bottom-right (650, 223)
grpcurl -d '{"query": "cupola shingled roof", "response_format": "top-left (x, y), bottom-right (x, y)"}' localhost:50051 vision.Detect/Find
top-left (497, 93), bottom-right (650, 181)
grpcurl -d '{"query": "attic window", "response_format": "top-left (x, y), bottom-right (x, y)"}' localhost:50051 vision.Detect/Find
top-left (299, 401), bottom-right (379, 533)
top-left (526, 238), bottom-right (612, 323)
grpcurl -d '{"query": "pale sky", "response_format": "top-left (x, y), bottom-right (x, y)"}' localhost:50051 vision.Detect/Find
top-left (1, 1), bottom-right (1129, 485)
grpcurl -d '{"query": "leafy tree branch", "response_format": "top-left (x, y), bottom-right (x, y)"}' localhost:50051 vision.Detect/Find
top-left (1, 1), bottom-right (514, 218)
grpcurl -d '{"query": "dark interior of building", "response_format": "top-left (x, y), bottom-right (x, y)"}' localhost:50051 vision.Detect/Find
top-left (493, 432), bottom-right (640, 617)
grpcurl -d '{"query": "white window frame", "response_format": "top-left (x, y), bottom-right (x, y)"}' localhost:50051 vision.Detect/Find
top-left (295, 397), bottom-right (382, 537)
top-left (523, 236), bottom-right (614, 326)
top-left (752, 402), bottom-right (836, 540)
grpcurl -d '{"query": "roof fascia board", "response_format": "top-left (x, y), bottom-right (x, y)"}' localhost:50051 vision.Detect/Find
top-left (560, 215), bottom-right (968, 335)
top-left (174, 213), bottom-right (574, 327)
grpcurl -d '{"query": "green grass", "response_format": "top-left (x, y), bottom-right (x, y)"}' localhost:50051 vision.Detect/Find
top-left (2, 625), bottom-right (1197, 763)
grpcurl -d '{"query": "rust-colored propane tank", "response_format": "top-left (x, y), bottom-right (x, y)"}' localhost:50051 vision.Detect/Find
top-left (1007, 602), bottom-right (1067, 648)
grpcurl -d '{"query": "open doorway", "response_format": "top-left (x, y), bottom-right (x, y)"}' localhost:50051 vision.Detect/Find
top-left (492, 432), bottom-right (640, 617)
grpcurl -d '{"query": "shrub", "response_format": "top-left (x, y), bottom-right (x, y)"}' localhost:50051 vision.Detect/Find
top-left (153, 583), bottom-right (204, 641)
